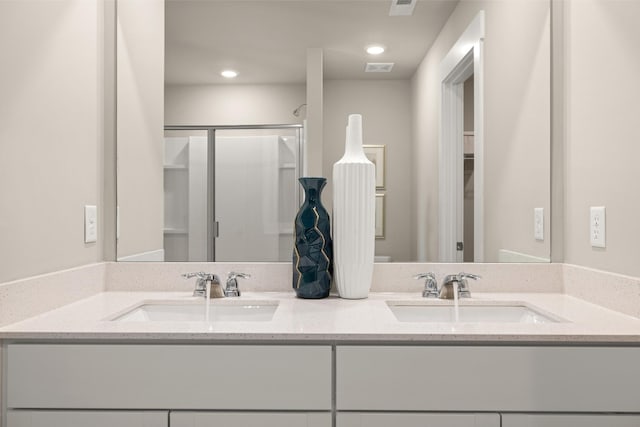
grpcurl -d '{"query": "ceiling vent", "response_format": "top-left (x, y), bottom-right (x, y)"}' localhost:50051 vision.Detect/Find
top-left (365, 63), bottom-right (395, 73)
top-left (389, 0), bottom-right (416, 16)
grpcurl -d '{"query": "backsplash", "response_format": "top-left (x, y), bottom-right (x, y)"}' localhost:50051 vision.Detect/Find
top-left (563, 264), bottom-right (640, 319)
top-left (0, 263), bottom-right (106, 327)
top-left (105, 262), bottom-right (563, 294)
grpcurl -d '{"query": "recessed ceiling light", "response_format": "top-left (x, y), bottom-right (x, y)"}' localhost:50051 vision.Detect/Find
top-left (221, 70), bottom-right (238, 78)
top-left (366, 45), bottom-right (385, 55)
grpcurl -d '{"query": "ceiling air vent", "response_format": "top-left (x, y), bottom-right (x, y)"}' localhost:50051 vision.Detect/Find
top-left (365, 63), bottom-right (395, 73)
top-left (389, 0), bottom-right (416, 16)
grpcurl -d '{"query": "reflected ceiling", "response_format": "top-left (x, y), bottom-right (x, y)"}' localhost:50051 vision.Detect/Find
top-left (165, 0), bottom-right (459, 84)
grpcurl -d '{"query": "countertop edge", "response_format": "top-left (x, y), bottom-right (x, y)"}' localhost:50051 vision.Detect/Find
top-left (2, 331), bottom-right (640, 344)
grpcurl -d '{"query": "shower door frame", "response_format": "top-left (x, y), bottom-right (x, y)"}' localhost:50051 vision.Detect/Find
top-left (164, 124), bottom-right (304, 262)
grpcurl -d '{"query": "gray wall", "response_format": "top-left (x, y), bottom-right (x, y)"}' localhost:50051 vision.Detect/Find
top-left (412, 0), bottom-right (551, 262)
top-left (0, 0), bottom-right (105, 282)
top-left (165, 84), bottom-right (305, 126)
top-left (564, 0), bottom-right (640, 277)
top-left (323, 80), bottom-right (413, 262)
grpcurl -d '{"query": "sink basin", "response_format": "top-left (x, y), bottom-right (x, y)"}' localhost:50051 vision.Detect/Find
top-left (111, 300), bottom-right (278, 322)
top-left (387, 301), bottom-right (563, 324)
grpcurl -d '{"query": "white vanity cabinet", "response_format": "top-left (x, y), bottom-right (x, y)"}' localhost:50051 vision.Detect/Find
top-left (5, 343), bottom-right (640, 427)
top-left (337, 413), bottom-right (499, 427)
top-left (6, 411), bottom-right (168, 427)
top-left (170, 411), bottom-right (331, 427)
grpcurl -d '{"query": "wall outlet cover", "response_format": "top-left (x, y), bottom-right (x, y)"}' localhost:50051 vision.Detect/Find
top-left (590, 206), bottom-right (606, 248)
top-left (84, 205), bottom-right (98, 244)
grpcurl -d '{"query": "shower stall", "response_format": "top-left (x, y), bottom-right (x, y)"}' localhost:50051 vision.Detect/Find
top-left (163, 125), bottom-right (304, 262)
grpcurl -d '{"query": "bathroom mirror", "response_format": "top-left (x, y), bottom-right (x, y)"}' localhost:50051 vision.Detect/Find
top-left (116, 0), bottom-right (551, 264)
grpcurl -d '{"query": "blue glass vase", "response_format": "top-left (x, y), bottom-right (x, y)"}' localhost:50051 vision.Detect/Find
top-left (292, 177), bottom-right (333, 299)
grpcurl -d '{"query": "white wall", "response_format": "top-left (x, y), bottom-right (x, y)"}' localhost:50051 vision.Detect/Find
top-left (412, 0), bottom-right (551, 262)
top-left (323, 80), bottom-right (413, 262)
top-left (564, 0), bottom-right (640, 278)
top-left (165, 84), bottom-right (305, 125)
top-left (116, 0), bottom-right (165, 260)
top-left (0, 0), bottom-right (105, 282)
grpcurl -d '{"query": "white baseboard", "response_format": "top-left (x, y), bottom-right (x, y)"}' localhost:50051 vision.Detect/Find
top-left (117, 249), bottom-right (165, 262)
top-left (498, 249), bottom-right (550, 263)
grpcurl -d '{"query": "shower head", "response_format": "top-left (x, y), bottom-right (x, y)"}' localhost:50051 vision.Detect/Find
top-left (293, 103), bottom-right (307, 117)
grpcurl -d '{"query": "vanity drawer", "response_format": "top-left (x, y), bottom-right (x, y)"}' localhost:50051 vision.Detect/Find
top-left (336, 346), bottom-right (640, 412)
top-left (7, 344), bottom-right (332, 410)
top-left (6, 410), bottom-right (168, 427)
top-left (501, 414), bottom-right (640, 427)
top-left (170, 411), bottom-right (331, 427)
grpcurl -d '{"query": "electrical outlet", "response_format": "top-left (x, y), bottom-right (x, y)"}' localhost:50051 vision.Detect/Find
top-left (590, 206), bottom-right (606, 248)
top-left (84, 205), bottom-right (97, 243)
top-left (534, 208), bottom-right (544, 241)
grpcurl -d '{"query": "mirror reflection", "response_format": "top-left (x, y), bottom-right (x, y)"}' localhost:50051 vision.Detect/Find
top-left (116, 0), bottom-right (551, 264)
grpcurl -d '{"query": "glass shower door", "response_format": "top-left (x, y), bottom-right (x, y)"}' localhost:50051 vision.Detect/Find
top-left (214, 127), bottom-right (301, 262)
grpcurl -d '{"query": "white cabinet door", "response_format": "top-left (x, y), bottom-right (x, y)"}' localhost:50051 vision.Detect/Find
top-left (336, 346), bottom-right (640, 412)
top-left (502, 414), bottom-right (640, 427)
top-left (8, 344), bottom-right (331, 410)
top-left (7, 410), bottom-right (167, 427)
top-left (337, 413), bottom-right (500, 427)
top-left (170, 412), bottom-right (331, 427)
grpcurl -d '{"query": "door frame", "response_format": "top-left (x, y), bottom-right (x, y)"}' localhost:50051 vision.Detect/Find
top-left (439, 11), bottom-right (485, 262)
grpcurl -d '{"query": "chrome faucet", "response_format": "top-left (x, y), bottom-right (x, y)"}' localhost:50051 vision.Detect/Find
top-left (224, 272), bottom-right (250, 297)
top-left (182, 272), bottom-right (223, 298)
top-left (439, 272), bottom-right (481, 299)
top-left (415, 272), bottom-right (439, 298)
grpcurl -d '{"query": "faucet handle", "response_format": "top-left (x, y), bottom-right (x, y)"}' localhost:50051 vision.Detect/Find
top-left (415, 272), bottom-right (439, 298)
top-left (458, 272), bottom-right (481, 281)
top-left (225, 272), bottom-right (250, 297)
top-left (228, 272), bottom-right (251, 280)
top-left (456, 272), bottom-right (481, 297)
top-left (182, 272), bottom-right (220, 282)
top-left (182, 272), bottom-right (204, 279)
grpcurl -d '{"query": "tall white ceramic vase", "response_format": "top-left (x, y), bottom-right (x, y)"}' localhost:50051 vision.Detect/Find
top-left (333, 114), bottom-right (375, 299)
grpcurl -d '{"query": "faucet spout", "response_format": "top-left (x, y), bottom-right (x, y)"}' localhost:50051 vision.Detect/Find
top-left (182, 272), bottom-right (223, 298)
top-left (439, 272), bottom-right (481, 299)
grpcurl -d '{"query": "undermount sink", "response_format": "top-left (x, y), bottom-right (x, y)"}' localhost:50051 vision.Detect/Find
top-left (111, 300), bottom-right (279, 322)
top-left (387, 301), bottom-right (563, 324)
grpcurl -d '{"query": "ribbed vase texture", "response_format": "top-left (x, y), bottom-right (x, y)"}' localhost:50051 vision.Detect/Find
top-left (292, 177), bottom-right (333, 299)
top-left (332, 114), bottom-right (375, 299)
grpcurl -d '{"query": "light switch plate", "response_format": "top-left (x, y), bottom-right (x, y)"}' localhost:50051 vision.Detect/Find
top-left (590, 206), bottom-right (606, 248)
top-left (534, 208), bottom-right (544, 241)
top-left (84, 205), bottom-right (97, 243)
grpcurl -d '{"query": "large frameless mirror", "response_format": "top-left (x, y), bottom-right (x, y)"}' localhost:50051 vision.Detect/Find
top-left (116, 0), bottom-right (551, 264)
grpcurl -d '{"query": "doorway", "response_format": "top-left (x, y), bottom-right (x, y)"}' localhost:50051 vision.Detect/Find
top-left (438, 11), bottom-right (485, 262)
top-left (463, 75), bottom-right (475, 262)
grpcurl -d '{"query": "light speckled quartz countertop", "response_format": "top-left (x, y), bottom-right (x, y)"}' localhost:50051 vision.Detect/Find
top-left (1, 291), bottom-right (640, 343)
